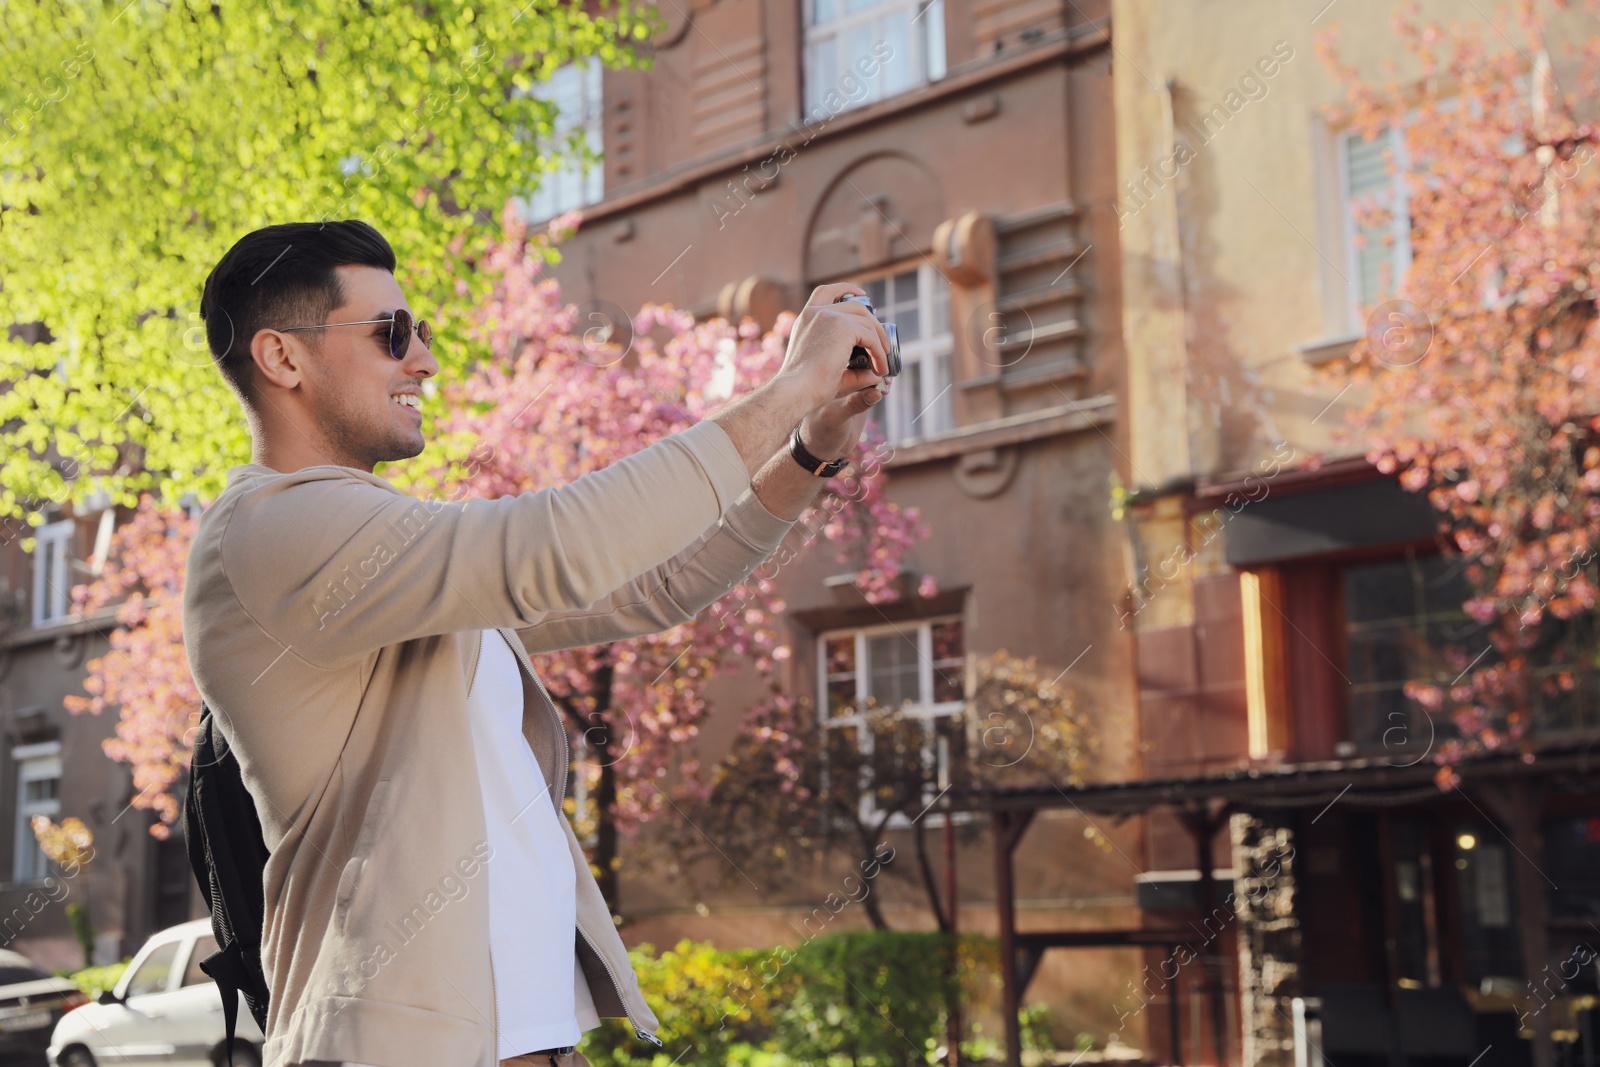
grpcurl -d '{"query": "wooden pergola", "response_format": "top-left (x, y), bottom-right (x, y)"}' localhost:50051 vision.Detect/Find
top-left (949, 743), bottom-right (1600, 1067)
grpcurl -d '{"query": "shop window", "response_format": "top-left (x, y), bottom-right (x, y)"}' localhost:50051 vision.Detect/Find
top-left (1341, 553), bottom-right (1487, 758)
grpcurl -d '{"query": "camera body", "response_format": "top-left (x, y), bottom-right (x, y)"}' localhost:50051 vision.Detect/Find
top-left (834, 293), bottom-right (902, 377)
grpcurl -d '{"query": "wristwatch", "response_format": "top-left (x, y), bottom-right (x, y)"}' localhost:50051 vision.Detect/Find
top-left (789, 426), bottom-right (850, 478)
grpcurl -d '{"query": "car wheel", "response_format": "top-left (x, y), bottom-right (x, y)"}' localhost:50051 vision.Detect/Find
top-left (213, 1040), bottom-right (261, 1067)
top-left (58, 1048), bottom-right (97, 1067)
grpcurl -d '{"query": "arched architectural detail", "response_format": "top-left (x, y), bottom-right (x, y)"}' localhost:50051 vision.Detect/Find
top-left (803, 152), bottom-right (946, 281)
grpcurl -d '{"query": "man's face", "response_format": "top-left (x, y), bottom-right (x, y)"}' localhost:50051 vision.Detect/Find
top-left (297, 264), bottom-right (438, 470)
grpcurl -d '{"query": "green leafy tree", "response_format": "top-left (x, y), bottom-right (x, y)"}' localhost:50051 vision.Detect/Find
top-left (0, 0), bottom-right (658, 521)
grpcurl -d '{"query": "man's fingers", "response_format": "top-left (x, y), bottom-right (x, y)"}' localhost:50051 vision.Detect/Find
top-left (835, 365), bottom-right (884, 397)
top-left (833, 306), bottom-right (889, 377)
top-left (815, 382), bottom-right (886, 422)
top-left (805, 282), bottom-right (866, 308)
top-left (848, 307), bottom-right (892, 378)
top-left (842, 381), bottom-right (889, 415)
top-left (789, 281), bottom-right (894, 383)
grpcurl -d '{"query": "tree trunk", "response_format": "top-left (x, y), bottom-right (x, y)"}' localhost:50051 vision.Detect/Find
top-left (854, 816), bottom-right (894, 930)
top-left (594, 751), bottom-right (618, 911)
top-left (557, 657), bottom-right (622, 912)
top-left (912, 814), bottom-right (951, 932)
top-left (591, 654), bottom-right (619, 912)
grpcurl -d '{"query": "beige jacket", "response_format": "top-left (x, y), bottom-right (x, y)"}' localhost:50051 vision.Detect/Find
top-left (182, 420), bottom-right (795, 1067)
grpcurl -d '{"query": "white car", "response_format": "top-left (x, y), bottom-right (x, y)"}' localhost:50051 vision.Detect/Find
top-left (48, 918), bottom-right (264, 1067)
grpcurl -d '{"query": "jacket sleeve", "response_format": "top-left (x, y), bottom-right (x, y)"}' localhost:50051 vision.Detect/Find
top-left (222, 420), bottom-right (753, 670)
top-left (513, 485), bottom-right (796, 654)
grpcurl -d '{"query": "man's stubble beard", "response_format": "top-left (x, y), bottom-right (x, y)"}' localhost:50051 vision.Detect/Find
top-left (317, 385), bottom-right (425, 470)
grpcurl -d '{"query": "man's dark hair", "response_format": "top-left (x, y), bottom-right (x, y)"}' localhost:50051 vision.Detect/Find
top-left (199, 220), bottom-right (396, 402)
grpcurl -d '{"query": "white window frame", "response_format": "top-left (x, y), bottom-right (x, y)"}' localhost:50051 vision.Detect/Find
top-left (818, 615), bottom-right (965, 827)
top-left (861, 262), bottom-right (954, 446)
top-left (1312, 86), bottom-right (1534, 350)
top-left (1335, 124), bottom-right (1412, 331)
top-left (515, 58), bottom-right (604, 223)
top-left (12, 742), bottom-right (61, 884)
top-left (30, 519), bottom-right (74, 627)
top-left (803, 0), bottom-right (946, 120)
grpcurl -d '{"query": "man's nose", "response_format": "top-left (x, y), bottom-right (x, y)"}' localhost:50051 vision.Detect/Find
top-left (407, 338), bottom-right (439, 378)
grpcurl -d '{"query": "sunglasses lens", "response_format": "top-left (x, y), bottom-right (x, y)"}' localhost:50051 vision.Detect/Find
top-left (416, 319), bottom-right (432, 348)
top-left (390, 309), bottom-right (412, 360)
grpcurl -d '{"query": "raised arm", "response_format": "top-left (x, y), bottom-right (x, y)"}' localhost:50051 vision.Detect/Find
top-left (513, 485), bottom-right (794, 654)
top-left (222, 420), bottom-right (753, 669)
top-left (706, 282), bottom-right (891, 477)
top-left (514, 305), bottom-right (897, 653)
top-left (221, 284), bottom-right (893, 669)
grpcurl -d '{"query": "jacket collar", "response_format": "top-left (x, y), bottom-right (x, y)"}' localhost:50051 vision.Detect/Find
top-left (225, 462), bottom-right (404, 495)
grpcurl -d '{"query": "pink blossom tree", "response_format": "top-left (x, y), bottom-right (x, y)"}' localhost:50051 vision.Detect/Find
top-left (1319, 3), bottom-right (1600, 786)
top-left (64, 502), bottom-right (199, 838)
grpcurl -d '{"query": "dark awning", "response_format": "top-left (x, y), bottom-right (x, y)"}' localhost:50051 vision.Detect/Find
top-left (948, 740), bottom-right (1600, 817)
top-left (1221, 475), bottom-right (1440, 566)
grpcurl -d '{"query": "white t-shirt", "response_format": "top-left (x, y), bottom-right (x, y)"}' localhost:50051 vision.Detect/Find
top-left (338, 629), bottom-right (599, 1067)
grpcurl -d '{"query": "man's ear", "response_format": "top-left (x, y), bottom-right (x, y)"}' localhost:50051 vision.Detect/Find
top-left (251, 328), bottom-right (307, 392)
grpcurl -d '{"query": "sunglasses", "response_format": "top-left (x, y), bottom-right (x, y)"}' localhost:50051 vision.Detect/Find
top-left (276, 308), bottom-right (433, 361)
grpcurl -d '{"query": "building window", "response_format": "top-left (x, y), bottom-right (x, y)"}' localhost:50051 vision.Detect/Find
top-left (861, 264), bottom-right (954, 445)
top-left (1342, 554), bottom-right (1487, 758)
top-left (1343, 550), bottom-right (1600, 746)
top-left (12, 742), bottom-right (61, 884)
top-left (803, 0), bottom-right (945, 119)
top-left (31, 519), bottom-right (74, 627)
top-left (1338, 125), bottom-right (1412, 326)
top-left (819, 616), bottom-right (965, 823)
top-left (515, 58), bottom-right (604, 223)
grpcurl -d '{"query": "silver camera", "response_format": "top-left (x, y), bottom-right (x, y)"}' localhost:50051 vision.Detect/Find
top-left (834, 293), bottom-right (902, 377)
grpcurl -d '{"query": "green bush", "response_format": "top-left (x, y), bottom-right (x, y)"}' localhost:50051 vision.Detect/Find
top-left (582, 931), bottom-right (1002, 1067)
top-left (777, 930), bottom-right (960, 1067)
top-left (1019, 1004), bottom-right (1059, 1052)
top-left (65, 961), bottom-right (127, 999)
top-left (582, 939), bottom-right (790, 1067)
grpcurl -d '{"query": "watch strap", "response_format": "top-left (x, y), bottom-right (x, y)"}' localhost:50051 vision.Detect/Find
top-left (789, 427), bottom-right (849, 478)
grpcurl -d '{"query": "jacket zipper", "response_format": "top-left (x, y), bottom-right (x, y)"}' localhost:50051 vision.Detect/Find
top-left (578, 922), bottom-right (663, 1046)
top-left (497, 629), bottom-right (660, 1046)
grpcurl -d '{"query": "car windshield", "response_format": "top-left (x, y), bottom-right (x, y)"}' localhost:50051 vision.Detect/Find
top-left (125, 940), bottom-right (181, 998)
top-left (0, 965), bottom-right (46, 985)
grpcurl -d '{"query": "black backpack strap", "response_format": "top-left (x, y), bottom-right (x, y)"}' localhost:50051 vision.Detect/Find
top-left (199, 945), bottom-right (246, 1067)
top-left (182, 704), bottom-right (274, 1047)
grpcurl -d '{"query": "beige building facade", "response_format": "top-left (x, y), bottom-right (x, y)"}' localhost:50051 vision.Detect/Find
top-left (1107, 2), bottom-right (1600, 1065)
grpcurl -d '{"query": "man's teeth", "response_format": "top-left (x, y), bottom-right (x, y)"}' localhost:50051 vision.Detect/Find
top-left (393, 394), bottom-right (420, 409)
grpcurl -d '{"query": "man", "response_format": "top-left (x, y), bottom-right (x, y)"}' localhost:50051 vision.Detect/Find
top-left (183, 219), bottom-right (891, 1067)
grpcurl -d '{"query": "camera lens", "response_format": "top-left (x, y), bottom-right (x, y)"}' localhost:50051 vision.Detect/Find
top-left (882, 323), bottom-right (902, 377)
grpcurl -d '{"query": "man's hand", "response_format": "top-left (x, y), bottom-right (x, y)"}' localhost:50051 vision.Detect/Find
top-left (797, 377), bottom-right (890, 460)
top-left (746, 372), bottom-right (890, 521)
top-left (774, 283), bottom-right (893, 411)
top-left (707, 282), bottom-right (892, 479)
